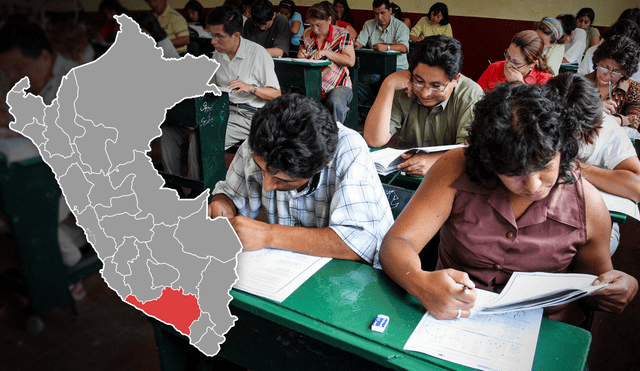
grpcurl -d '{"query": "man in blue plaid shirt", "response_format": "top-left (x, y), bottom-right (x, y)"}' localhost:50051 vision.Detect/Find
top-left (208, 94), bottom-right (393, 267)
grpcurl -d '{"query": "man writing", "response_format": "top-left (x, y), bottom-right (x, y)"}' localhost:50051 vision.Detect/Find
top-left (363, 36), bottom-right (483, 176)
top-left (208, 94), bottom-right (393, 265)
top-left (242, 0), bottom-right (291, 57)
top-left (355, 0), bottom-right (409, 106)
top-left (145, 0), bottom-right (190, 54)
top-left (160, 6), bottom-right (281, 180)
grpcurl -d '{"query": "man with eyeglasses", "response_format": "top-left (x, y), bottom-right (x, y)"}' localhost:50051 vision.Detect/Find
top-left (160, 6), bottom-right (281, 182)
top-left (242, 0), bottom-right (291, 57)
top-left (363, 36), bottom-right (483, 176)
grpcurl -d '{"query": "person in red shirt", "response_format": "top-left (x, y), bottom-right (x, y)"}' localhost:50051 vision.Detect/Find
top-left (477, 30), bottom-right (553, 92)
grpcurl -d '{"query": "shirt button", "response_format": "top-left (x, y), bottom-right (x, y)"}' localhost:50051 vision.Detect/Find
top-left (506, 231), bottom-right (514, 238)
top-left (493, 264), bottom-right (501, 270)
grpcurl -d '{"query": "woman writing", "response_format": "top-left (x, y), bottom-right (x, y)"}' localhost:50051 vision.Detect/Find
top-left (477, 30), bottom-right (553, 92)
top-left (534, 17), bottom-right (564, 75)
top-left (585, 35), bottom-right (640, 129)
top-left (298, 3), bottom-right (355, 124)
top-left (377, 83), bottom-right (637, 324)
top-left (410, 2), bottom-right (452, 41)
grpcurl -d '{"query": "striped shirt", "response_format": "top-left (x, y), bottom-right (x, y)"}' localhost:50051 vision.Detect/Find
top-left (301, 24), bottom-right (352, 97)
top-left (156, 5), bottom-right (189, 53)
top-left (212, 124), bottom-right (394, 266)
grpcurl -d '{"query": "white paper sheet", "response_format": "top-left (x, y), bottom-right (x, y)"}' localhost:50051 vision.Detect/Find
top-left (404, 289), bottom-right (543, 371)
top-left (233, 248), bottom-right (331, 302)
top-left (599, 190), bottom-right (640, 220)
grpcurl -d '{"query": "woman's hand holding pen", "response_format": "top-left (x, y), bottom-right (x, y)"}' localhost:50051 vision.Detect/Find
top-left (297, 48), bottom-right (309, 59)
top-left (603, 99), bottom-right (618, 117)
top-left (409, 269), bottom-right (476, 320)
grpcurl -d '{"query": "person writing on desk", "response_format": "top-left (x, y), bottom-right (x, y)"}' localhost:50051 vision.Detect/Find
top-left (242, 0), bottom-right (292, 57)
top-left (354, 0), bottom-right (409, 106)
top-left (298, 2), bottom-right (355, 124)
top-left (160, 6), bottom-right (280, 180)
top-left (363, 36), bottom-right (483, 176)
top-left (145, 0), bottom-right (190, 55)
top-left (377, 83), bottom-right (638, 325)
top-left (208, 94), bottom-right (394, 264)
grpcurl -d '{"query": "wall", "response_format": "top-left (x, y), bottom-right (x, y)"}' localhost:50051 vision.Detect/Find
top-left (78, 0), bottom-right (637, 79)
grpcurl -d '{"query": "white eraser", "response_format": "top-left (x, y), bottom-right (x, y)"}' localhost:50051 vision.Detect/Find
top-left (371, 314), bottom-right (389, 333)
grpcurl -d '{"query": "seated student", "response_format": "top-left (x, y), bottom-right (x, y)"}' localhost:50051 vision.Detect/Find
top-left (94, 0), bottom-right (127, 44)
top-left (160, 6), bottom-right (281, 179)
top-left (579, 20), bottom-right (640, 83)
top-left (584, 35), bottom-right (640, 129)
top-left (363, 36), bottom-right (483, 177)
top-left (390, 3), bottom-right (411, 29)
top-left (377, 83), bottom-right (638, 324)
top-left (0, 21), bottom-right (88, 299)
top-left (208, 94), bottom-right (394, 264)
top-left (185, 0), bottom-right (207, 28)
top-left (145, 0), bottom-right (190, 54)
top-left (333, 0), bottom-right (354, 26)
top-left (535, 17), bottom-right (564, 75)
top-left (547, 73), bottom-right (640, 255)
top-left (557, 14), bottom-right (586, 65)
top-left (242, 0), bottom-right (291, 57)
top-left (576, 7), bottom-right (601, 53)
top-left (354, 0), bottom-right (410, 106)
top-left (134, 11), bottom-right (180, 59)
top-left (409, 2), bottom-right (452, 41)
top-left (298, 3), bottom-right (355, 124)
top-left (477, 30), bottom-right (553, 92)
top-left (321, 0), bottom-right (357, 42)
top-left (278, 0), bottom-right (303, 50)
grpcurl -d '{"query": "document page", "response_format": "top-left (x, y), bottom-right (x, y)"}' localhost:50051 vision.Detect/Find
top-left (233, 248), bottom-right (331, 302)
top-left (274, 57), bottom-right (330, 65)
top-left (404, 289), bottom-right (543, 371)
top-left (599, 190), bottom-right (640, 220)
top-left (370, 144), bottom-right (465, 175)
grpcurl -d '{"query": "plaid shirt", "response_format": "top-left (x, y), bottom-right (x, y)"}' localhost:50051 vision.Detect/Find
top-left (301, 25), bottom-right (352, 97)
top-left (212, 124), bottom-right (393, 266)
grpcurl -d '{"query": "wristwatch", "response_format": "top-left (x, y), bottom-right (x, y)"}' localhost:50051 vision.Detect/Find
top-left (387, 44), bottom-right (390, 51)
top-left (252, 84), bottom-right (258, 95)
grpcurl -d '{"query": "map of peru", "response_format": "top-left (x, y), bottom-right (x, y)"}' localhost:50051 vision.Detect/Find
top-left (5, 15), bottom-right (242, 356)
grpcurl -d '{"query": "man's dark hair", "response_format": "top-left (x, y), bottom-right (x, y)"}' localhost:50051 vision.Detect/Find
top-left (409, 36), bottom-right (463, 80)
top-left (185, 0), bottom-right (207, 27)
top-left (428, 2), bottom-right (449, 25)
top-left (134, 12), bottom-right (168, 42)
top-left (556, 14), bottom-right (577, 44)
top-left (545, 73), bottom-right (603, 146)
top-left (602, 19), bottom-right (640, 44)
top-left (619, 7), bottom-right (640, 25)
top-left (372, 0), bottom-right (391, 10)
top-left (576, 8), bottom-right (595, 23)
top-left (99, 0), bottom-right (127, 14)
top-left (465, 83), bottom-right (577, 189)
top-left (593, 35), bottom-right (640, 80)
top-left (249, 94), bottom-right (339, 179)
top-left (0, 21), bottom-right (53, 59)
top-left (250, 0), bottom-right (275, 25)
top-left (206, 5), bottom-right (243, 35)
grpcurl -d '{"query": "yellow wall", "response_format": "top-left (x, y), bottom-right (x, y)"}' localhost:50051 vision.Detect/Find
top-left (81, 0), bottom-right (636, 27)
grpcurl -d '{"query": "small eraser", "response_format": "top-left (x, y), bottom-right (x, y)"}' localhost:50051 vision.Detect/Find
top-left (371, 314), bottom-right (389, 333)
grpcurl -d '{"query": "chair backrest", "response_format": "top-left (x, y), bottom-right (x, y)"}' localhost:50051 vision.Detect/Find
top-left (159, 92), bottom-right (229, 199)
top-left (382, 182), bottom-right (415, 220)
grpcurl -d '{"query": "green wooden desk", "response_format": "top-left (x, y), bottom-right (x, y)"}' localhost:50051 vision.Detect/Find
top-left (273, 58), bottom-right (331, 101)
top-left (559, 63), bottom-right (579, 74)
top-left (355, 48), bottom-right (400, 77)
top-left (151, 260), bottom-right (591, 370)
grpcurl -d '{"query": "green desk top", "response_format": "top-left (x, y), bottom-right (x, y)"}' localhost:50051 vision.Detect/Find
top-left (230, 259), bottom-right (591, 371)
top-left (273, 58), bottom-right (331, 66)
top-left (355, 48), bottom-right (401, 55)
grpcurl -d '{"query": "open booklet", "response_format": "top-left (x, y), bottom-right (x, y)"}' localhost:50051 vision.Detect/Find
top-left (470, 271), bottom-right (608, 315)
top-left (370, 144), bottom-right (465, 175)
top-left (599, 190), bottom-right (640, 221)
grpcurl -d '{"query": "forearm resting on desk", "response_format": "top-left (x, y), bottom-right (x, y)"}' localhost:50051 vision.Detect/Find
top-left (579, 159), bottom-right (640, 202)
top-left (171, 35), bottom-right (190, 48)
top-left (208, 194), bottom-right (237, 218)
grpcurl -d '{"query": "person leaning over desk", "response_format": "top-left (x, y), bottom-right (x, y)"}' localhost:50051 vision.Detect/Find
top-left (208, 94), bottom-right (394, 264)
top-left (377, 83), bottom-right (638, 325)
top-left (363, 36), bottom-right (483, 177)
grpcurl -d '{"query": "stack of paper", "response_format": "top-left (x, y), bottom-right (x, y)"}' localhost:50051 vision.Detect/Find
top-left (370, 144), bottom-right (465, 175)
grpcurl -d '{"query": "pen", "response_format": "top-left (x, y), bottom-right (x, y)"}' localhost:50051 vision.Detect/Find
top-left (458, 283), bottom-right (471, 295)
top-left (608, 80), bottom-right (612, 100)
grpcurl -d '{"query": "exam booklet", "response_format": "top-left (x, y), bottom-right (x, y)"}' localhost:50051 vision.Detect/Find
top-left (233, 248), bottom-right (331, 302)
top-left (370, 144), bottom-right (465, 175)
top-left (405, 289), bottom-right (543, 371)
top-left (470, 271), bottom-right (608, 315)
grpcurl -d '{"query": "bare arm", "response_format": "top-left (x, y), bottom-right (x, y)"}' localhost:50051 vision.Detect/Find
top-left (572, 180), bottom-right (638, 313)
top-left (171, 35), bottom-right (190, 49)
top-left (266, 47), bottom-right (285, 57)
top-left (308, 43), bottom-right (355, 67)
top-left (372, 43), bottom-right (407, 53)
top-left (379, 148), bottom-right (477, 319)
top-left (291, 20), bottom-right (301, 35)
top-left (363, 70), bottom-right (411, 147)
top-left (226, 80), bottom-right (281, 101)
top-left (579, 157), bottom-right (640, 202)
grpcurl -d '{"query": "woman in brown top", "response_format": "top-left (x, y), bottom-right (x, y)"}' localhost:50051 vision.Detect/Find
top-left (586, 35), bottom-right (640, 128)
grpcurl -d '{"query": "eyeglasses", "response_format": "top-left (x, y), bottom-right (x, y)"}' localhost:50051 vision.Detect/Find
top-left (597, 66), bottom-right (625, 79)
top-left (212, 33), bottom-right (230, 41)
top-left (504, 50), bottom-right (528, 69)
top-left (411, 79), bottom-right (451, 93)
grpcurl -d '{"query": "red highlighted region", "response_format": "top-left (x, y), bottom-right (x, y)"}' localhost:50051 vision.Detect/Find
top-left (126, 287), bottom-right (201, 335)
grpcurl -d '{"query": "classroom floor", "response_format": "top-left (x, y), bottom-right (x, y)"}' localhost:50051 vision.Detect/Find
top-left (1, 214), bottom-right (639, 371)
